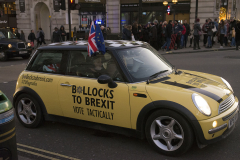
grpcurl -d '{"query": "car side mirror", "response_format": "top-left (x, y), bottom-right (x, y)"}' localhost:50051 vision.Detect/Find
top-left (98, 75), bottom-right (118, 88)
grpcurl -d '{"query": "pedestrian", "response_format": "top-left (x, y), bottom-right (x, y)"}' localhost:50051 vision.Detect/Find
top-left (122, 25), bottom-right (128, 40)
top-left (132, 22), bottom-right (139, 40)
top-left (162, 21), bottom-right (167, 44)
top-left (181, 22), bottom-right (186, 48)
top-left (59, 26), bottom-right (66, 42)
top-left (101, 26), bottom-right (107, 40)
top-left (161, 20), bottom-right (173, 51)
top-left (15, 29), bottom-right (21, 39)
top-left (189, 23), bottom-right (195, 47)
top-left (206, 19), bottom-right (214, 48)
top-left (212, 18), bottom-right (219, 45)
top-left (20, 30), bottom-right (26, 42)
top-left (52, 27), bottom-right (61, 43)
top-left (183, 20), bottom-right (190, 48)
top-left (138, 24), bottom-right (143, 41)
top-left (125, 25), bottom-right (132, 40)
top-left (224, 20), bottom-right (230, 46)
top-left (174, 20), bottom-right (183, 49)
top-left (142, 24), bottom-right (150, 42)
top-left (36, 31), bottom-right (40, 47)
top-left (39, 28), bottom-right (45, 45)
top-left (217, 20), bottom-right (227, 48)
top-left (202, 19), bottom-right (208, 47)
top-left (154, 20), bottom-right (162, 50)
top-left (193, 18), bottom-right (201, 50)
top-left (230, 17), bottom-right (237, 47)
top-left (28, 30), bottom-right (36, 47)
top-left (149, 22), bottom-right (158, 50)
top-left (234, 21), bottom-right (240, 50)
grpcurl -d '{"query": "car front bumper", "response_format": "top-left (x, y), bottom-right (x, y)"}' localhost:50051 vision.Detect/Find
top-left (195, 96), bottom-right (239, 145)
top-left (4, 48), bottom-right (32, 57)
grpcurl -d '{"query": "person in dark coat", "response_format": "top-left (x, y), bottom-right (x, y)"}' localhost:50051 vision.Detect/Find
top-left (39, 28), bottom-right (46, 45)
top-left (161, 20), bottom-right (173, 51)
top-left (142, 24), bottom-right (150, 42)
top-left (149, 22), bottom-right (158, 50)
top-left (59, 26), bottom-right (66, 42)
top-left (52, 27), bottom-right (61, 42)
top-left (132, 22), bottom-right (139, 40)
top-left (126, 25), bottom-right (132, 40)
top-left (183, 20), bottom-right (190, 48)
top-left (235, 21), bottom-right (240, 50)
top-left (20, 30), bottom-right (26, 42)
top-left (193, 18), bottom-right (201, 50)
top-left (28, 30), bottom-right (36, 45)
top-left (205, 19), bottom-right (214, 48)
top-left (174, 20), bottom-right (184, 49)
top-left (101, 26), bottom-right (107, 40)
top-left (122, 25), bottom-right (128, 40)
top-left (154, 20), bottom-right (162, 50)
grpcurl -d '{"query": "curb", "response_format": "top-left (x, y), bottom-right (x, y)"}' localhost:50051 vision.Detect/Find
top-left (161, 47), bottom-right (237, 55)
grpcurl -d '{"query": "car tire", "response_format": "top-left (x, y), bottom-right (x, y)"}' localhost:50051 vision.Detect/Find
top-left (22, 55), bottom-right (30, 59)
top-left (15, 94), bottom-right (43, 128)
top-left (145, 109), bottom-right (194, 156)
top-left (0, 52), bottom-right (8, 61)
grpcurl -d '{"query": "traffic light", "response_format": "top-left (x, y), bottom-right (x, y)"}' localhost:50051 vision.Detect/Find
top-left (69, 0), bottom-right (80, 10)
top-left (59, 0), bottom-right (66, 10)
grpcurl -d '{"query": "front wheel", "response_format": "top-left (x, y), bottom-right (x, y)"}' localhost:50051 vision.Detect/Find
top-left (15, 94), bottom-right (43, 128)
top-left (145, 110), bottom-right (194, 156)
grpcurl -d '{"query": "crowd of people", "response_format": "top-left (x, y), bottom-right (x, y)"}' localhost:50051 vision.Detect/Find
top-left (122, 17), bottom-right (240, 51)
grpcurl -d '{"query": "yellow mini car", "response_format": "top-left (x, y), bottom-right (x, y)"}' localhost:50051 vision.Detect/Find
top-left (13, 41), bottom-right (239, 156)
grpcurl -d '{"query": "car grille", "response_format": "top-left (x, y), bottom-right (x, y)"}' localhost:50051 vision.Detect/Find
top-left (18, 43), bottom-right (26, 49)
top-left (219, 94), bottom-right (235, 114)
top-left (222, 107), bottom-right (239, 121)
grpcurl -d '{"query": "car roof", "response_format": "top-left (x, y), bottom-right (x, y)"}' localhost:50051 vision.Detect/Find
top-left (37, 40), bottom-right (147, 50)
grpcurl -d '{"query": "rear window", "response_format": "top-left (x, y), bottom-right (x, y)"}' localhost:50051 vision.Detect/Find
top-left (26, 50), bottom-right (68, 74)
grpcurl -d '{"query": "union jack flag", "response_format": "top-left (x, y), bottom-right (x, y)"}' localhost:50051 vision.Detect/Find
top-left (87, 21), bottom-right (98, 57)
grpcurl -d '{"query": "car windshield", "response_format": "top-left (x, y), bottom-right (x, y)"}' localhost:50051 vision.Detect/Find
top-left (0, 30), bottom-right (16, 39)
top-left (116, 46), bottom-right (173, 82)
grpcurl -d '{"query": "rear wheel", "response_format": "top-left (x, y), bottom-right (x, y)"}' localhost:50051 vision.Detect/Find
top-left (145, 110), bottom-right (194, 156)
top-left (15, 94), bottom-right (43, 128)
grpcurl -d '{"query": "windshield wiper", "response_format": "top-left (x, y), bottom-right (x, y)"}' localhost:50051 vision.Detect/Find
top-left (147, 70), bottom-right (169, 84)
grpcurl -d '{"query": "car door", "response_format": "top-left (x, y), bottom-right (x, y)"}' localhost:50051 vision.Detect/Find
top-left (23, 50), bottom-right (68, 116)
top-left (58, 50), bottom-right (131, 128)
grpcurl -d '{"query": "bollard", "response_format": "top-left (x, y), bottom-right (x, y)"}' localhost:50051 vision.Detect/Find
top-left (0, 91), bottom-right (18, 160)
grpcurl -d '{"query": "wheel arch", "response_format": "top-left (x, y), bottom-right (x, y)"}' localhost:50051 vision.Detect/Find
top-left (136, 100), bottom-right (203, 142)
top-left (13, 86), bottom-right (49, 120)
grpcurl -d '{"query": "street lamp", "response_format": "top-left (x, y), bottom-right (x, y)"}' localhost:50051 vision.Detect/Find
top-left (172, 0), bottom-right (178, 4)
top-left (163, 1), bottom-right (168, 6)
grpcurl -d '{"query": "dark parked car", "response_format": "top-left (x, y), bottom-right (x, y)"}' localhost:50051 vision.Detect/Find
top-left (0, 28), bottom-right (33, 61)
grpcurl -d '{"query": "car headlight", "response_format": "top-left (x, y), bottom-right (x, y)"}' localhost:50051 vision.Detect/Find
top-left (192, 93), bottom-right (211, 116)
top-left (8, 44), bottom-right (12, 48)
top-left (221, 77), bottom-right (233, 93)
top-left (27, 43), bottom-right (31, 47)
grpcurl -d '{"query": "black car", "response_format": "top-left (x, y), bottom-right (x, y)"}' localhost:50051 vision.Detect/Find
top-left (0, 29), bottom-right (33, 61)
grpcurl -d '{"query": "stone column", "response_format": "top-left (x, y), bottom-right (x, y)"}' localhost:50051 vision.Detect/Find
top-left (106, 0), bottom-right (120, 34)
top-left (237, 0), bottom-right (240, 20)
top-left (190, 0), bottom-right (217, 26)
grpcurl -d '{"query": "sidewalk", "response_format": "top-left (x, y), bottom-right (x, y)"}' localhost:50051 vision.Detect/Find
top-left (159, 41), bottom-right (237, 55)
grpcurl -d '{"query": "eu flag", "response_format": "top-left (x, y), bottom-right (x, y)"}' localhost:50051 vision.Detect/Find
top-left (95, 25), bottom-right (106, 54)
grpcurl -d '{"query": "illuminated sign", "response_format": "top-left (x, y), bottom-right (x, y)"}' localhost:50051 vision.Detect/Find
top-left (167, 6), bottom-right (171, 15)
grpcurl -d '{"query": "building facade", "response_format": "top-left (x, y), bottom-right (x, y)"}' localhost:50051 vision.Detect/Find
top-left (14, 0), bottom-right (240, 40)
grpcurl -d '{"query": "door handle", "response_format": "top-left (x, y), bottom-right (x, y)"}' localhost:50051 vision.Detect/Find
top-left (60, 83), bottom-right (72, 87)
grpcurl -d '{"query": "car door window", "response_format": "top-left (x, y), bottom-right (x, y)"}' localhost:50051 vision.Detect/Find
top-left (67, 51), bottom-right (124, 82)
top-left (27, 50), bottom-right (68, 74)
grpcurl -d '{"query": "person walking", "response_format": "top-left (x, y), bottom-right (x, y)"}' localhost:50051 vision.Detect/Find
top-left (142, 24), bottom-right (150, 43)
top-left (183, 20), bottom-right (190, 48)
top-left (161, 20), bottom-right (173, 51)
top-left (20, 30), bottom-right (26, 42)
top-left (174, 20), bottom-right (183, 49)
top-left (59, 26), bottom-right (66, 42)
top-left (132, 22), bottom-right (139, 40)
top-left (39, 28), bottom-right (45, 45)
top-left (206, 19), bottom-right (214, 48)
top-left (36, 31), bottom-right (40, 47)
top-left (193, 18), bottom-right (201, 50)
top-left (125, 25), bottom-right (132, 40)
top-left (149, 22), bottom-right (158, 50)
top-left (218, 20), bottom-right (227, 48)
top-left (122, 25), bottom-right (128, 40)
top-left (189, 23), bottom-right (195, 47)
top-left (52, 27), bottom-right (61, 42)
top-left (235, 21), bottom-right (240, 50)
top-left (28, 30), bottom-right (36, 47)
top-left (202, 19), bottom-right (208, 47)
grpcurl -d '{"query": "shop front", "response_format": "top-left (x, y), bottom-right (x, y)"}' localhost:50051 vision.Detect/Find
top-left (0, 0), bottom-right (17, 32)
